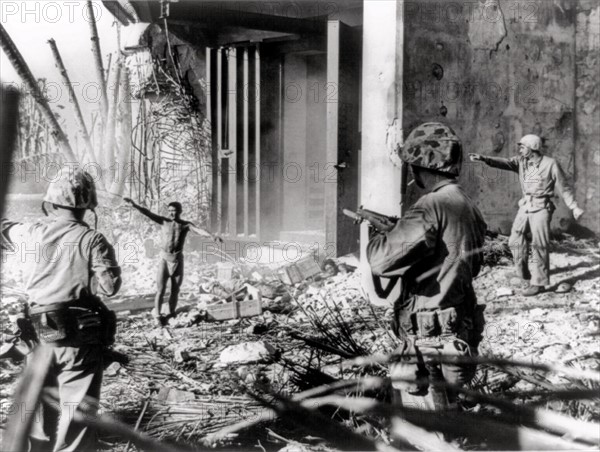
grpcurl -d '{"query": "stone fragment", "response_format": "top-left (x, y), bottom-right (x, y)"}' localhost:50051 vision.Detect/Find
top-left (219, 341), bottom-right (277, 364)
top-left (495, 287), bottom-right (514, 297)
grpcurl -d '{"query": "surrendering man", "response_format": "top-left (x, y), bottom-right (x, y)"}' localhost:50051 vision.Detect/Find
top-left (469, 134), bottom-right (584, 296)
top-left (367, 122), bottom-right (487, 411)
top-left (124, 198), bottom-right (222, 327)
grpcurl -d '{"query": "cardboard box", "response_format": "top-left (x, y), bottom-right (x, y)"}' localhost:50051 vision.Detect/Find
top-left (277, 255), bottom-right (322, 285)
top-left (206, 284), bottom-right (262, 321)
top-left (206, 299), bottom-right (262, 321)
top-left (216, 263), bottom-right (235, 281)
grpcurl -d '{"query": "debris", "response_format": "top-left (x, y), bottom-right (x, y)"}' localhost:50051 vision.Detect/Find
top-left (173, 345), bottom-right (193, 363)
top-left (105, 362), bottom-right (122, 377)
top-left (156, 387), bottom-right (195, 403)
top-left (216, 263), bottom-right (235, 282)
top-left (219, 341), bottom-right (278, 365)
top-left (206, 285), bottom-right (263, 321)
top-left (277, 256), bottom-right (322, 285)
top-left (495, 287), bottom-right (514, 297)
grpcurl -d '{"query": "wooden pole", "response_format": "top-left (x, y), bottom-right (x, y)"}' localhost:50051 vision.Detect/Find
top-left (109, 66), bottom-right (132, 196)
top-left (47, 39), bottom-right (98, 164)
top-left (0, 86), bottom-right (19, 217)
top-left (86, 0), bottom-right (109, 121)
top-left (102, 59), bottom-right (121, 171)
top-left (2, 346), bottom-right (53, 452)
top-left (0, 23), bottom-right (76, 161)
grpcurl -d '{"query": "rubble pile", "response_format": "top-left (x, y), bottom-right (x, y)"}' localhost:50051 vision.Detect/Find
top-left (1, 235), bottom-right (600, 450)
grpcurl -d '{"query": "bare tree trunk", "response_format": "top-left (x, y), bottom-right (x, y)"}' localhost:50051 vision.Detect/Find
top-left (110, 66), bottom-right (132, 196)
top-left (0, 23), bottom-right (76, 161)
top-left (0, 86), bottom-right (19, 216)
top-left (86, 0), bottom-right (108, 122)
top-left (48, 38), bottom-right (98, 164)
top-left (102, 59), bottom-right (122, 172)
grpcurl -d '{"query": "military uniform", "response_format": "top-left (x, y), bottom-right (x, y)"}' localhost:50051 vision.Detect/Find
top-left (3, 218), bottom-right (120, 452)
top-left (1, 169), bottom-right (120, 451)
top-left (480, 154), bottom-right (580, 287)
top-left (367, 123), bottom-right (487, 409)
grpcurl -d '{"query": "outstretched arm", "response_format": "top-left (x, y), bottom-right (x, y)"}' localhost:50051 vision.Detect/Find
top-left (123, 198), bottom-right (165, 224)
top-left (469, 154), bottom-right (519, 173)
top-left (189, 224), bottom-right (224, 243)
top-left (1, 219), bottom-right (43, 250)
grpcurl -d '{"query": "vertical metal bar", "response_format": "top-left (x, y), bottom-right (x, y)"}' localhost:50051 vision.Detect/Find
top-left (243, 47), bottom-right (249, 236)
top-left (206, 47), bottom-right (216, 230)
top-left (206, 47), bottom-right (212, 125)
top-left (255, 46), bottom-right (261, 237)
top-left (216, 48), bottom-right (223, 231)
top-left (228, 48), bottom-right (237, 236)
top-left (325, 21), bottom-right (340, 254)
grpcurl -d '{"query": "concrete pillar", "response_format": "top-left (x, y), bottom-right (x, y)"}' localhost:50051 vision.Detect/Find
top-left (359, 0), bottom-right (404, 306)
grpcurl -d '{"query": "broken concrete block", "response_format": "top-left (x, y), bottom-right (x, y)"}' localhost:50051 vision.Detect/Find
top-left (174, 349), bottom-right (192, 363)
top-left (105, 362), bottom-right (121, 377)
top-left (529, 308), bottom-right (545, 317)
top-left (156, 387), bottom-right (195, 403)
top-left (495, 287), bottom-right (514, 297)
top-left (219, 341), bottom-right (277, 365)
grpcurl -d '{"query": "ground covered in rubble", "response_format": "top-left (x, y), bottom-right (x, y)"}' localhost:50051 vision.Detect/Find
top-left (1, 220), bottom-right (599, 450)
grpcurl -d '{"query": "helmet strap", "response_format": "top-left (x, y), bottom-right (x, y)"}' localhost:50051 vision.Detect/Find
top-left (41, 201), bottom-right (49, 217)
top-left (91, 209), bottom-right (98, 229)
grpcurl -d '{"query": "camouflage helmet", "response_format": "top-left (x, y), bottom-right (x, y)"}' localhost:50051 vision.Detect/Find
top-left (399, 122), bottom-right (463, 176)
top-left (43, 168), bottom-right (98, 210)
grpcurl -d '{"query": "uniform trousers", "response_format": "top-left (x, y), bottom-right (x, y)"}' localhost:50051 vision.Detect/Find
top-left (508, 208), bottom-right (551, 287)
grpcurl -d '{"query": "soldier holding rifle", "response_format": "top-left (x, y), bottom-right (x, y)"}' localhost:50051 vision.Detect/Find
top-left (366, 123), bottom-right (487, 410)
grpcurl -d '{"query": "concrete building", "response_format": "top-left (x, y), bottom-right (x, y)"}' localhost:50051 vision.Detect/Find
top-left (104, 0), bottom-right (600, 259)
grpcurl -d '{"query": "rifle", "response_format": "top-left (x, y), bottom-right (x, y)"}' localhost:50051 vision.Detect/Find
top-left (342, 207), bottom-right (398, 233)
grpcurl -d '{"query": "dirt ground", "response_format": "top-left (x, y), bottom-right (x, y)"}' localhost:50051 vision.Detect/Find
top-left (1, 225), bottom-right (599, 450)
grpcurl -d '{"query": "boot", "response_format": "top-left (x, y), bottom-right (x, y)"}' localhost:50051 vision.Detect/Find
top-left (523, 285), bottom-right (543, 297)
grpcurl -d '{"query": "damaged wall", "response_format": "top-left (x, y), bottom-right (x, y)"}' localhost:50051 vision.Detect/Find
top-left (402, 0), bottom-right (599, 234)
top-left (574, 1), bottom-right (600, 234)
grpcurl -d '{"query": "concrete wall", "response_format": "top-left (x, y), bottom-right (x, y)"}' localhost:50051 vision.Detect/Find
top-left (401, 0), bottom-right (599, 234)
top-left (574, 0), bottom-right (600, 233)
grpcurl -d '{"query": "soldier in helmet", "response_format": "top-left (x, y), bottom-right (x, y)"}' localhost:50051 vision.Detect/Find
top-left (470, 135), bottom-right (584, 296)
top-left (1, 167), bottom-right (121, 451)
top-left (367, 122), bottom-right (487, 410)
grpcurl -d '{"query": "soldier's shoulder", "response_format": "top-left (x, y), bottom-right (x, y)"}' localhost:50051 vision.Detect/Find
top-left (27, 218), bottom-right (53, 233)
top-left (79, 227), bottom-right (111, 247)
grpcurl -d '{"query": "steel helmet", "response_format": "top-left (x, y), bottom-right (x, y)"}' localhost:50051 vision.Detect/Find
top-left (518, 134), bottom-right (542, 151)
top-left (399, 122), bottom-right (463, 176)
top-left (43, 167), bottom-right (98, 210)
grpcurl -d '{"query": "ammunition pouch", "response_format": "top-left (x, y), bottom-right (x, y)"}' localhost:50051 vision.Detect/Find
top-left (391, 305), bottom-right (485, 392)
top-left (393, 304), bottom-right (486, 345)
top-left (29, 299), bottom-right (116, 346)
